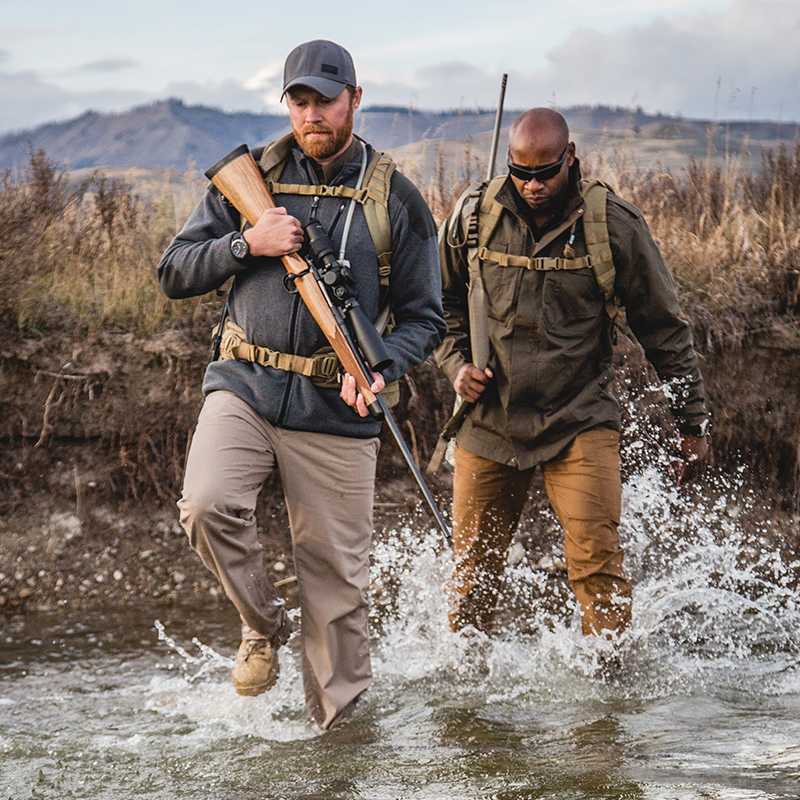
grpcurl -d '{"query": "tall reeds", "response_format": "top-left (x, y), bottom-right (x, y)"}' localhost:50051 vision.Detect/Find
top-left (587, 143), bottom-right (800, 352)
top-left (0, 149), bottom-right (211, 339)
top-left (1, 141), bottom-right (798, 502)
top-left (3, 143), bottom-right (797, 354)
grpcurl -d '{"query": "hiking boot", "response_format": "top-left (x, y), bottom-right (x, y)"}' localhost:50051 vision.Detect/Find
top-left (232, 638), bottom-right (279, 696)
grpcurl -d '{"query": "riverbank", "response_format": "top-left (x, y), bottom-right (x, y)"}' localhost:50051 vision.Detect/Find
top-left (3, 453), bottom-right (799, 620)
top-left (2, 318), bottom-right (800, 618)
top-left (0, 470), bottom-right (448, 615)
top-left (2, 147), bottom-right (800, 619)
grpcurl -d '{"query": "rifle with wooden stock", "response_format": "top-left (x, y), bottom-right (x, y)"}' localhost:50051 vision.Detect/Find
top-left (205, 145), bottom-right (451, 542)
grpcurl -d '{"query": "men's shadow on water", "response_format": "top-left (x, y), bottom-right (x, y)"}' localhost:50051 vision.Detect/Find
top-left (432, 705), bottom-right (646, 800)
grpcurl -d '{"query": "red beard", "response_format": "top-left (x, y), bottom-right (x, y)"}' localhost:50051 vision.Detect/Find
top-left (292, 106), bottom-right (354, 161)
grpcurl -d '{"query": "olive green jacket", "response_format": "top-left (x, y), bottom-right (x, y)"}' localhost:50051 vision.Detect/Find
top-left (434, 163), bottom-right (708, 469)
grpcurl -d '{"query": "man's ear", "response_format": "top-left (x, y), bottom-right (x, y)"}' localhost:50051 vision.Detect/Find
top-left (352, 86), bottom-right (363, 111)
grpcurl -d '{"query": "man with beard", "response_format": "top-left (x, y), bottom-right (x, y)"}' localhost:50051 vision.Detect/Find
top-left (434, 108), bottom-right (709, 647)
top-left (157, 40), bottom-right (444, 729)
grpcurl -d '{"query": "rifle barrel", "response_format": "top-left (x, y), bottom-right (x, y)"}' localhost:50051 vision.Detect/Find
top-left (378, 394), bottom-right (451, 542)
top-left (486, 73), bottom-right (508, 182)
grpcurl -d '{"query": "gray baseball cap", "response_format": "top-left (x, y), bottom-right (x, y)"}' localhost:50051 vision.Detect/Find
top-left (281, 40), bottom-right (357, 99)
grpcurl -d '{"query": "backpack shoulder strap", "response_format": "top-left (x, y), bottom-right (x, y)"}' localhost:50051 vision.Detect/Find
top-left (580, 179), bottom-right (619, 321)
top-left (360, 148), bottom-right (396, 282)
top-left (465, 177), bottom-right (505, 371)
top-left (257, 134), bottom-right (297, 181)
top-left (475, 175), bottom-right (507, 250)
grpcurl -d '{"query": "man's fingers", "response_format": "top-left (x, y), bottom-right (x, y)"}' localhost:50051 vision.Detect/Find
top-left (245, 207), bottom-right (305, 257)
top-left (341, 372), bottom-right (384, 417)
top-left (454, 364), bottom-right (493, 401)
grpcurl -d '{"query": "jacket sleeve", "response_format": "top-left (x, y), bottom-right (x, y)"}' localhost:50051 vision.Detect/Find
top-left (157, 187), bottom-right (252, 299)
top-left (433, 207), bottom-right (472, 386)
top-left (379, 173), bottom-right (446, 384)
top-left (609, 199), bottom-right (709, 430)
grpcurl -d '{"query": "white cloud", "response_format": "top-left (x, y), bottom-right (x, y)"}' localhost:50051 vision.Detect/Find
top-left (162, 78), bottom-right (272, 114)
top-left (0, 66), bottom-right (148, 133)
top-left (346, 1), bottom-right (800, 120)
top-left (0, 0), bottom-right (798, 135)
top-left (523, 0), bottom-right (800, 119)
top-left (355, 0), bottom-right (798, 120)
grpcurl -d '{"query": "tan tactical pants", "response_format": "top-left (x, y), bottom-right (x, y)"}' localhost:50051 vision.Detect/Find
top-left (449, 429), bottom-right (632, 637)
top-left (178, 390), bottom-right (379, 729)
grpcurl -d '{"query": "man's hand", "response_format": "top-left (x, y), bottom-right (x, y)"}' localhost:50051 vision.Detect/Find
top-left (243, 207), bottom-right (304, 257)
top-left (672, 434), bottom-right (709, 486)
top-left (454, 364), bottom-right (493, 403)
top-left (341, 372), bottom-right (386, 417)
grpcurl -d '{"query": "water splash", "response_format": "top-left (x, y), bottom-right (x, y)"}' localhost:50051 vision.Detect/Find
top-left (153, 619), bottom-right (231, 683)
top-left (149, 611), bottom-right (314, 741)
top-left (138, 406), bottom-right (800, 800)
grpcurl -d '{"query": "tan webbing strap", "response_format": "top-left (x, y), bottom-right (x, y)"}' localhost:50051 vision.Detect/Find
top-left (218, 319), bottom-right (340, 381)
top-left (215, 318), bottom-right (401, 404)
top-left (477, 247), bottom-right (593, 271)
top-left (266, 182), bottom-right (369, 202)
top-left (580, 180), bottom-right (618, 320)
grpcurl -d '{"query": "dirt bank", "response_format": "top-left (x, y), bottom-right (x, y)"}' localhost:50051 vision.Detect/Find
top-left (1, 322), bottom-right (799, 617)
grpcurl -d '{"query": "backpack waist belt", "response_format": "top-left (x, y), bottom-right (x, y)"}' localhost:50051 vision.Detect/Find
top-left (218, 319), bottom-right (340, 383)
top-left (216, 318), bottom-right (401, 404)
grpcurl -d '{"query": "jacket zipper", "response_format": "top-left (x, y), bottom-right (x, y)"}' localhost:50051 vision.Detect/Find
top-left (277, 292), bottom-right (301, 426)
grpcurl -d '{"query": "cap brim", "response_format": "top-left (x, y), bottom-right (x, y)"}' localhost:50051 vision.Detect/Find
top-left (281, 75), bottom-right (349, 100)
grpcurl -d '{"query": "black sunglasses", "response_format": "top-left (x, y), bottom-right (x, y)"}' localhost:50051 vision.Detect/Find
top-left (506, 144), bottom-right (569, 183)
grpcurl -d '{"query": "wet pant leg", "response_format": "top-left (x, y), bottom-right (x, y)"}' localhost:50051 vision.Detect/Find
top-left (277, 427), bottom-right (379, 730)
top-left (449, 446), bottom-right (534, 633)
top-left (179, 390), bottom-right (379, 729)
top-left (541, 429), bottom-right (632, 637)
top-left (179, 390), bottom-right (287, 640)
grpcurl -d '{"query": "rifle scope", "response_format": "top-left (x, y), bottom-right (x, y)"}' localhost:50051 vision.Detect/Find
top-left (305, 221), bottom-right (393, 374)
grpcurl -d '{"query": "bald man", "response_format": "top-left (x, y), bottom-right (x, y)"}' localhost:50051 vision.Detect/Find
top-left (434, 108), bottom-right (709, 645)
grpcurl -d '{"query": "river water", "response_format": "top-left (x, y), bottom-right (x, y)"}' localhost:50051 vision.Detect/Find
top-left (2, 457), bottom-right (800, 799)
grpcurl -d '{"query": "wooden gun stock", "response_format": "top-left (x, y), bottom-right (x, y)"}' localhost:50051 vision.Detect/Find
top-left (205, 145), bottom-right (381, 416)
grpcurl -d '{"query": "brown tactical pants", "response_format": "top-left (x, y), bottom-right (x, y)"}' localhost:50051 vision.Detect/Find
top-left (178, 390), bottom-right (379, 729)
top-left (449, 429), bottom-right (632, 637)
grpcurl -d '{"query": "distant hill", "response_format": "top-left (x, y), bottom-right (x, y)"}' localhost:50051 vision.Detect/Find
top-left (1, 98), bottom-right (797, 176)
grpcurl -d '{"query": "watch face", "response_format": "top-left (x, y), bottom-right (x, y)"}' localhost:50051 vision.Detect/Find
top-left (231, 237), bottom-right (249, 259)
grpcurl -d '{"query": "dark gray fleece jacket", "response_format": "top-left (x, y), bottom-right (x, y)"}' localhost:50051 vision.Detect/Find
top-left (157, 138), bottom-right (445, 438)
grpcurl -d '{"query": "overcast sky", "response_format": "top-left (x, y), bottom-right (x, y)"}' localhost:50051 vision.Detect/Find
top-left (1, 0), bottom-right (798, 135)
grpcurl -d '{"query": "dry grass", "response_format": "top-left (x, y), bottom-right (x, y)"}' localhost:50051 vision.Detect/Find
top-left (3, 143), bottom-right (798, 351)
top-left (2, 143), bottom-right (799, 504)
top-left (583, 143), bottom-right (800, 351)
top-left (1, 149), bottom-right (211, 338)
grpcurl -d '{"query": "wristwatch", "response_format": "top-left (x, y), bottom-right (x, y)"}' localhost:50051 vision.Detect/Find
top-left (230, 232), bottom-right (250, 260)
